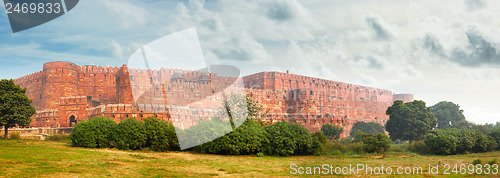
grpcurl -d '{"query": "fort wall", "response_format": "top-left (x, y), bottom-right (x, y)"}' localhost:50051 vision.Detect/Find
top-left (14, 61), bottom-right (413, 136)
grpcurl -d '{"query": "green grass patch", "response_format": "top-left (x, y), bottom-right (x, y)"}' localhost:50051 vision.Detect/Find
top-left (1, 139), bottom-right (500, 177)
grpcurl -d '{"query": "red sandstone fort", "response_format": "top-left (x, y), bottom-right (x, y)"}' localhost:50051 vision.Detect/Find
top-left (13, 61), bottom-right (413, 137)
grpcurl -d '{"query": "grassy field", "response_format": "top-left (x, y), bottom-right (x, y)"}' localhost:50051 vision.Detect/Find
top-left (1, 139), bottom-right (500, 177)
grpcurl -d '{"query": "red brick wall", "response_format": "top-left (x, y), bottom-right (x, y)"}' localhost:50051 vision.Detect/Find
top-left (243, 72), bottom-right (395, 134)
top-left (15, 62), bottom-right (410, 137)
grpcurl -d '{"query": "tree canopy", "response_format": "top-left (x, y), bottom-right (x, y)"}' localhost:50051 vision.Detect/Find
top-left (385, 100), bottom-right (436, 141)
top-left (349, 121), bottom-right (385, 137)
top-left (431, 101), bottom-right (467, 129)
top-left (321, 124), bottom-right (343, 141)
top-left (0, 79), bottom-right (36, 139)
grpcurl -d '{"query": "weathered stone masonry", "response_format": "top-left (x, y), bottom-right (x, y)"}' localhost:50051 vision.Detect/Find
top-left (14, 61), bottom-right (413, 137)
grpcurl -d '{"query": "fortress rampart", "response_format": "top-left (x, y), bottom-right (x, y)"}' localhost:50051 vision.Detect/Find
top-left (14, 61), bottom-right (413, 137)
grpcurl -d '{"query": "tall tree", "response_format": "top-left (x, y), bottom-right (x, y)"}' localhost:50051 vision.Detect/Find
top-left (349, 121), bottom-right (385, 137)
top-left (385, 100), bottom-right (436, 141)
top-left (431, 101), bottom-right (467, 129)
top-left (0, 79), bottom-right (36, 139)
top-left (321, 124), bottom-right (343, 141)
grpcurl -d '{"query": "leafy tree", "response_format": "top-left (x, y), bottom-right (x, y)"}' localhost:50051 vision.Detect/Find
top-left (353, 130), bottom-right (366, 143)
top-left (431, 101), bottom-right (467, 129)
top-left (349, 121), bottom-right (385, 137)
top-left (114, 118), bottom-right (147, 150)
top-left (468, 123), bottom-right (491, 135)
top-left (70, 117), bottom-right (117, 148)
top-left (245, 94), bottom-right (264, 119)
top-left (321, 124), bottom-right (343, 141)
top-left (218, 93), bottom-right (266, 129)
top-left (385, 100), bottom-right (437, 141)
top-left (0, 79), bottom-right (36, 139)
top-left (143, 117), bottom-right (179, 151)
top-left (488, 128), bottom-right (500, 150)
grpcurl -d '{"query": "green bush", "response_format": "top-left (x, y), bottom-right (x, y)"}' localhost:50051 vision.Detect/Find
top-left (199, 119), bottom-right (268, 155)
top-left (425, 129), bottom-right (497, 155)
top-left (340, 137), bottom-right (353, 145)
top-left (390, 144), bottom-right (405, 153)
top-left (312, 131), bottom-right (327, 155)
top-left (178, 117), bottom-right (233, 150)
top-left (263, 121), bottom-right (315, 156)
top-left (472, 159), bottom-right (482, 165)
top-left (325, 141), bottom-right (345, 155)
top-left (455, 129), bottom-right (475, 154)
top-left (424, 130), bottom-right (458, 155)
top-left (361, 133), bottom-right (391, 154)
top-left (488, 159), bottom-right (498, 165)
top-left (472, 133), bottom-right (497, 153)
top-left (330, 149), bottom-right (342, 156)
top-left (114, 118), bottom-right (147, 150)
top-left (70, 117), bottom-right (117, 148)
top-left (9, 132), bottom-right (21, 139)
top-left (407, 140), bottom-right (428, 154)
top-left (313, 131), bottom-right (327, 145)
top-left (143, 117), bottom-right (179, 151)
top-left (346, 142), bottom-right (364, 154)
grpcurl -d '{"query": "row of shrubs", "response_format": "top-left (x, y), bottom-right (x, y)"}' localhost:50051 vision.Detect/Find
top-left (198, 120), bottom-right (328, 156)
top-left (424, 129), bottom-right (497, 155)
top-left (70, 117), bottom-right (179, 151)
top-left (70, 116), bottom-right (397, 156)
top-left (70, 116), bottom-right (328, 156)
top-left (401, 128), bottom-right (498, 155)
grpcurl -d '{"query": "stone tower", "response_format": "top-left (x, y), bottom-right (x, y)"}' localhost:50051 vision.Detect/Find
top-left (41, 61), bottom-right (79, 110)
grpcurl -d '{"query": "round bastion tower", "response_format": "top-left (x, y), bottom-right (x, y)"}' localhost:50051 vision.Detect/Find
top-left (41, 61), bottom-right (79, 109)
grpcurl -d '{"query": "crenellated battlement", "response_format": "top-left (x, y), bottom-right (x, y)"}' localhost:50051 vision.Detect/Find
top-left (14, 70), bottom-right (44, 84)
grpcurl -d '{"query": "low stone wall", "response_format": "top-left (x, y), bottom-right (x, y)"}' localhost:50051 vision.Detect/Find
top-left (0, 127), bottom-right (73, 140)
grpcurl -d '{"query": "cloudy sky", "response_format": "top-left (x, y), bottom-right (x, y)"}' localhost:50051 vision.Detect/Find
top-left (0, 0), bottom-right (499, 124)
